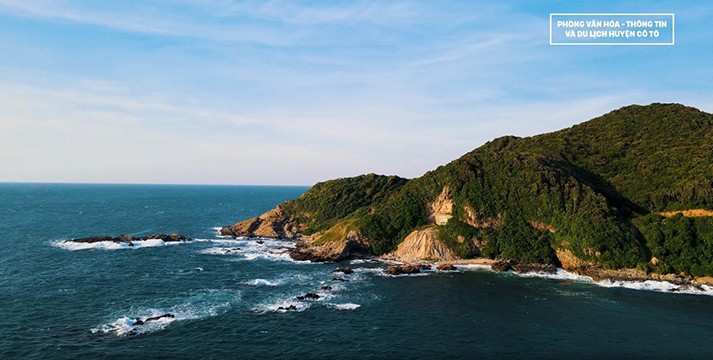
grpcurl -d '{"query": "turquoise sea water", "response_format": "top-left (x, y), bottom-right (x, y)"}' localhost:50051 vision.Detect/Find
top-left (1, 183), bottom-right (713, 359)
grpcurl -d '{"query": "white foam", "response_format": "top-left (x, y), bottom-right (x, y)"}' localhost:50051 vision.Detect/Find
top-left (242, 250), bottom-right (297, 262)
top-left (349, 259), bottom-right (379, 265)
top-left (375, 271), bottom-right (430, 278)
top-left (512, 268), bottom-right (713, 297)
top-left (243, 278), bottom-right (282, 287)
top-left (198, 238), bottom-right (306, 263)
top-left (199, 247), bottom-right (244, 256)
top-left (53, 239), bottom-right (190, 251)
top-left (596, 279), bottom-right (713, 296)
top-left (454, 264), bottom-right (493, 272)
top-left (212, 227), bottom-right (234, 239)
top-left (517, 269), bottom-right (595, 283)
top-left (253, 301), bottom-right (311, 314)
top-left (91, 290), bottom-right (240, 336)
top-left (93, 312), bottom-right (178, 337)
top-left (327, 303), bottom-right (361, 310)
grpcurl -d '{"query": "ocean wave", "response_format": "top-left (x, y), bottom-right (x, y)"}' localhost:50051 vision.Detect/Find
top-left (252, 300), bottom-right (311, 314)
top-left (517, 269), bottom-right (595, 283)
top-left (199, 247), bottom-right (245, 256)
top-left (367, 261), bottom-right (713, 297)
top-left (375, 271), bottom-right (431, 278)
top-left (199, 239), bottom-right (308, 263)
top-left (53, 239), bottom-right (189, 251)
top-left (92, 290), bottom-right (240, 337)
top-left (327, 303), bottom-right (361, 310)
top-left (348, 259), bottom-right (379, 265)
top-left (512, 268), bottom-right (713, 296)
top-left (596, 279), bottom-right (713, 296)
top-left (195, 238), bottom-right (250, 245)
top-left (211, 227), bottom-right (234, 239)
top-left (506, 268), bottom-right (713, 296)
top-left (242, 251), bottom-right (295, 262)
top-left (453, 264), bottom-right (493, 272)
top-left (93, 313), bottom-right (178, 337)
top-left (242, 278), bottom-right (283, 287)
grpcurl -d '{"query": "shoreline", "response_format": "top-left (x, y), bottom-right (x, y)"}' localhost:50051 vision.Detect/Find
top-left (373, 255), bottom-right (713, 295)
top-left (215, 230), bottom-right (713, 295)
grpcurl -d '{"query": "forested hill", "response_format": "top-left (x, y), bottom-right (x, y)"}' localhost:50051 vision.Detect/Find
top-left (223, 103), bottom-right (713, 276)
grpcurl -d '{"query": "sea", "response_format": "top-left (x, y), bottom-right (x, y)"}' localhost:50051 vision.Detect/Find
top-left (2, 183), bottom-right (713, 359)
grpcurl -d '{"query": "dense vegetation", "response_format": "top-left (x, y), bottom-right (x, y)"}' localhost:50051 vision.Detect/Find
top-left (635, 214), bottom-right (713, 276)
top-left (278, 104), bottom-right (713, 275)
top-left (281, 173), bottom-right (407, 234)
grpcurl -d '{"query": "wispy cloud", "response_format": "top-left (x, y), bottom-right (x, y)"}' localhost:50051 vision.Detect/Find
top-left (1, 1), bottom-right (711, 184)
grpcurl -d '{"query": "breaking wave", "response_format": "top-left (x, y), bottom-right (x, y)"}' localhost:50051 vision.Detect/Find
top-left (92, 289), bottom-right (241, 337)
top-left (53, 239), bottom-right (190, 251)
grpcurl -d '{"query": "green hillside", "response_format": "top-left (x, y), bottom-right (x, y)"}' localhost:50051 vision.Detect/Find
top-left (230, 103), bottom-right (713, 276)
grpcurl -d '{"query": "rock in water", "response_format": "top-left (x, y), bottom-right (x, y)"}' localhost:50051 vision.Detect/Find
top-left (491, 260), bottom-right (512, 272)
top-left (132, 313), bottom-right (175, 326)
top-left (296, 293), bottom-right (320, 300)
top-left (436, 263), bottom-right (456, 271)
top-left (332, 267), bottom-right (354, 275)
top-left (117, 234), bottom-right (134, 246)
top-left (67, 233), bottom-right (191, 244)
top-left (512, 263), bottom-right (557, 274)
top-left (385, 263), bottom-right (422, 275)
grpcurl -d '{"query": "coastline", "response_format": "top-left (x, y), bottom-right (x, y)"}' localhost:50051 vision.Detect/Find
top-left (373, 255), bottom-right (713, 296)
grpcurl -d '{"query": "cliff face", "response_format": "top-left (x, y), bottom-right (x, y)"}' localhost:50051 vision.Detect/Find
top-left (385, 227), bottom-right (456, 263)
top-left (220, 206), bottom-right (300, 238)
top-left (221, 103), bottom-right (713, 275)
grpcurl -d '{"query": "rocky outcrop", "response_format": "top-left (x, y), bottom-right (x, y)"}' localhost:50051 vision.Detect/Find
top-left (296, 293), bottom-right (320, 300)
top-left (436, 263), bottom-right (456, 271)
top-left (491, 259), bottom-right (556, 274)
top-left (387, 227), bottom-right (456, 262)
top-left (68, 233), bottom-right (191, 246)
top-left (491, 260), bottom-right (512, 272)
top-left (289, 230), bottom-right (369, 262)
top-left (660, 209), bottom-right (713, 218)
top-left (555, 249), bottom-right (589, 270)
top-left (512, 262), bottom-right (556, 274)
top-left (463, 206), bottom-right (503, 229)
top-left (384, 263), bottom-right (428, 275)
top-left (220, 206), bottom-right (301, 238)
top-left (428, 187), bottom-right (453, 225)
top-left (556, 248), bottom-right (696, 285)
top-left (528, 221), bottom-right (556, 233)
top-left (333, 267), bottom-right (354, 275)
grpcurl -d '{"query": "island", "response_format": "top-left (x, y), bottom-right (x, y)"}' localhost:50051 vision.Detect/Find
top-left (221, 103), bottom-right (713, 285)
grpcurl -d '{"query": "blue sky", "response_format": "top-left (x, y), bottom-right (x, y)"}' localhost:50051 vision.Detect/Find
top-left (1, 1), bottom-right (711, 185)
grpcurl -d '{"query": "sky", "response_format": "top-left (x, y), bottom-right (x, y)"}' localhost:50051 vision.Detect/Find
top-left (1, 0), bottom-right (712, 185)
